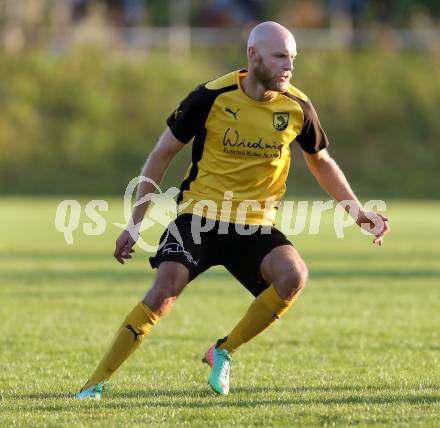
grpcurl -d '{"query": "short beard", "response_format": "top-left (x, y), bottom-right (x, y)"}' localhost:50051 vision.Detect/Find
top-left (254, 56), bottom-right (287, 92)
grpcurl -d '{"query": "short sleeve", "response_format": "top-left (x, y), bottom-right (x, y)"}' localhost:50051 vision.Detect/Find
top-left (295, 98), bottom-right (329, 154)
top-left (166, 84), bottom-right (208, 144)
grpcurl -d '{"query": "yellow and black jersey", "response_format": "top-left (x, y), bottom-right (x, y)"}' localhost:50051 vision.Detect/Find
top-left (166, 69), bottom-right (329, 226)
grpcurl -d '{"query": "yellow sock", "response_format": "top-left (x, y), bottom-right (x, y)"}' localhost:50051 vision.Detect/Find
top-left (219, 285), bottom-right (297, 353)
top-left (81, 302), bottom-right (158, 390)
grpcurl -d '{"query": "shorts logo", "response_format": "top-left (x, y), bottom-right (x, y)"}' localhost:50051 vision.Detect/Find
top-left (162, 242), bottom-right (199, 267)
top-left (273, 112), bottom-right (289, 131)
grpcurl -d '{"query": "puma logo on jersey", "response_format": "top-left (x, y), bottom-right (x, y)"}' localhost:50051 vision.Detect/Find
top-left (224, 107), bottom-right (240, 120)
top-left (174, 109), bottom-right (183, 119)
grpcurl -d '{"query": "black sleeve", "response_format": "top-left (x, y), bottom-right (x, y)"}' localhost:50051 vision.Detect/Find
top-left (166, 84), bottom-right (210, 144)
top-left (295, 98), bottom-right (329, 154)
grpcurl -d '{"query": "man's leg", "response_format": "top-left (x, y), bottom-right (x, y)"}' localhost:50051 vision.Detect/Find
top-left (218, 244), bottom-right (308, 353)
top-left (204, 244), bottom-right (308, 395)
top-left (79, 262), bottom-right (189, 391)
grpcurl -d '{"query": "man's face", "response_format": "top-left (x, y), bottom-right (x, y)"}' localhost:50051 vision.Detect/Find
top-left (252, 42), bottom-right (296, 93)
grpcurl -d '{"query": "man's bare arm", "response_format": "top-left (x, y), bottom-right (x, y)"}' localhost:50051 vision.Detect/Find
top-left (304, 149), bottom-right (362, 207)
top-left (114, 128), bottom-right (185, 263)
top-left (130, 128), bottom-right (185, 225)
top-left (304, 149), bottom-right (390, 245)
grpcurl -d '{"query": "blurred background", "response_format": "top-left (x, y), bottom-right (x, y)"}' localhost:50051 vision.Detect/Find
top-left (0, 0), bottom-right (439, 198)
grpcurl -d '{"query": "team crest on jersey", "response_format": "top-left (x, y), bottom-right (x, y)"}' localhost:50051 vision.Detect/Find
top-left (273, 112), bottom-right (289, 131)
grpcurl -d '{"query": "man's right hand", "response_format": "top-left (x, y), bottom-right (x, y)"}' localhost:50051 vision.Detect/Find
top-left (114, 229), bottom-right (137, 264)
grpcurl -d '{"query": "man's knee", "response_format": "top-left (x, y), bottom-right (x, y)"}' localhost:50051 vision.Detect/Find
top-left (277, 260), bottom-right (308, 300)
top-left (291, 260), bottom-right (309, 292)
top-left (143, 262), bottom-right (189, 316)
top-left (261, 245), bottom-right (309, 300)
top-left (156, 262), bottom-right (189, 294)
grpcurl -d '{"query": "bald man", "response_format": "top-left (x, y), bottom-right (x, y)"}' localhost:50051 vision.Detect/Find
top-left (76, 21), bottom-right (389, 399)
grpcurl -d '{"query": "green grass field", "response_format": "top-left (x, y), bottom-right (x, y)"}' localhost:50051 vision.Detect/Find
top-left (1, 197), bottom-right (439, 427)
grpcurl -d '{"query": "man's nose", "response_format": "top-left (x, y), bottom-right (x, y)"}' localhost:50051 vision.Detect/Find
top-left (283, 59), bottom-right (293, 71)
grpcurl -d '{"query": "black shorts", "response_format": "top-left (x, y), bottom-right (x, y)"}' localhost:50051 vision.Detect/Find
top-left (149, 214), bottom-right (292, 297)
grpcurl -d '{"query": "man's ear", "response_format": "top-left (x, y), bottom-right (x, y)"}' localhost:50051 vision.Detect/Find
top-left (248, 46), bottom-right (256, 61)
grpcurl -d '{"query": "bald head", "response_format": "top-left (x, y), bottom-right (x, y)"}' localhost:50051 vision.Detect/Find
top-left (244, 22), bottom-right (297, 96)
top-left (247, 21), bottom-right (296, 57)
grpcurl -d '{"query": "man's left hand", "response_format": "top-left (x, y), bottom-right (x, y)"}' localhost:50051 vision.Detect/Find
top-left (356, 211), bottom-right (390, 246)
